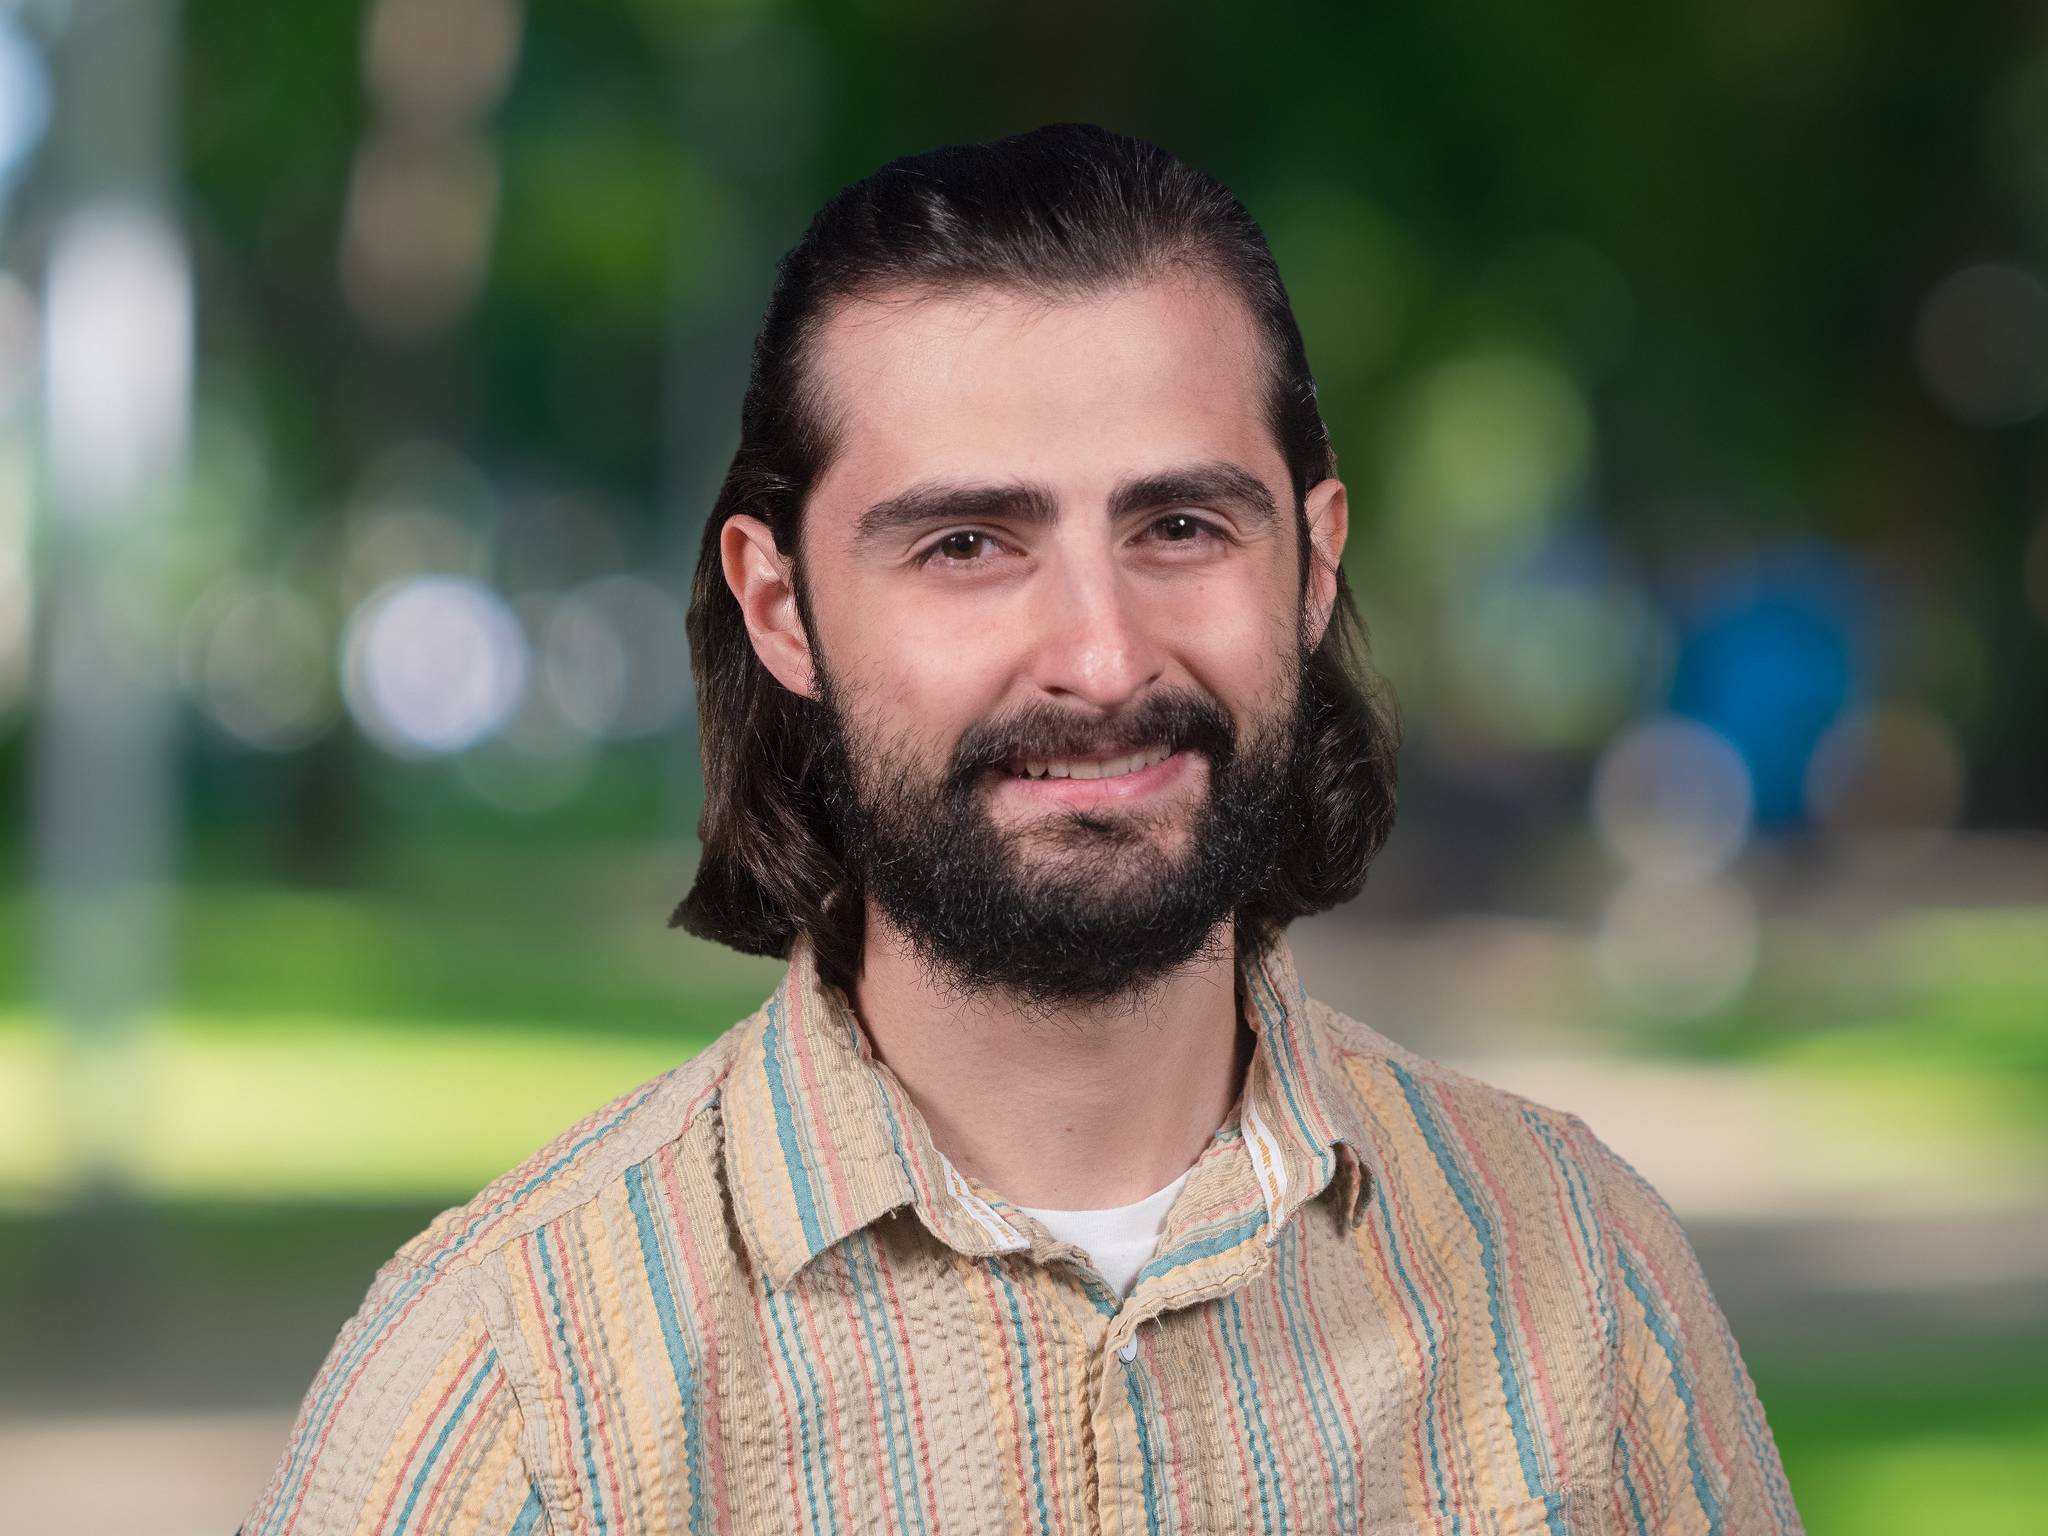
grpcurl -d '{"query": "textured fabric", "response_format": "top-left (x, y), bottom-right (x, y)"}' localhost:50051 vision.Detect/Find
top-left (241, 928), bottom-right (1803, 1535)
top-left (1017, 1165), bottom-right (1194, 1301)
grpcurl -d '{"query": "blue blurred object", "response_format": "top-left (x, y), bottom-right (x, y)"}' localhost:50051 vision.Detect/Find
top-left (1666, 544), bottom-right (1871, 828)
top-left (0, 17), bottom-right (51, 196)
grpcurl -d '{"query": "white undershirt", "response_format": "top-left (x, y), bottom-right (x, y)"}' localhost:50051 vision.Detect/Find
top-left (1015, 1166), bottom-right (1194, 1300)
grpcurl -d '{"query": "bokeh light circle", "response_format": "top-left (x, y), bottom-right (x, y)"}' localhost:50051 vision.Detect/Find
top-left (1914, 262), bottom-right (2048, 426)
top-left (183, 577), bottom-right (338, 751)
top-left (1592, 714), bottom-right (1755, 879)
top-left (341, 574), bottom-right (527, 757)
top-left (1594, 873), bottom-right (1760, 1020)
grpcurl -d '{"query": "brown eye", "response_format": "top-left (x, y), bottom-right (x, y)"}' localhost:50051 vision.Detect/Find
top-left (1149, 512), bottom-right (1221, 546)
top-left (937, 531), bottom-right (985, 560)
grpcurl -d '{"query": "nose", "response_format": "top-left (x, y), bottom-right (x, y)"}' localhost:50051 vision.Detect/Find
top-left (1025, 539), bottom-right (1165, 711)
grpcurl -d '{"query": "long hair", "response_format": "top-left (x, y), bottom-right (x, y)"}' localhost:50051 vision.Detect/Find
top-left (672, 122), bottom-right (1401, 997)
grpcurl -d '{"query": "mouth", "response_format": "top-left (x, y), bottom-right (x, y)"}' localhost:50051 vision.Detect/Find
top-left (1001, 742), bottom-right (1175, 781)
top-left (985, 742), bottom-right (1197, 808)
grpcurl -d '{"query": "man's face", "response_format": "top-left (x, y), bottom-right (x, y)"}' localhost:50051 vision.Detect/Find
top-left (742, 271), bottom-right (1343, 1008)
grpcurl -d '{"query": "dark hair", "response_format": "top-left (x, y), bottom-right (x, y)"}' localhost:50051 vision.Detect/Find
top-left (671, 122), bottom-right (1401, 996)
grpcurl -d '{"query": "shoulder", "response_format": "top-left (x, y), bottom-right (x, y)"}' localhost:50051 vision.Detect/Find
top-left (1310, 993), bottom-right (1588, 1143)
top-left (1306, 992), bottom-right (1654, 1230)
top-left (375, 1008), bottom-right (760, 1291)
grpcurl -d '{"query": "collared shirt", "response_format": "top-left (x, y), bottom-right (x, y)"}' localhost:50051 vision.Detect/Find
top-left (241, 929), bottom-right (1804, 1535)
top-left (1017, 1164), bottom-right (1194, 1301)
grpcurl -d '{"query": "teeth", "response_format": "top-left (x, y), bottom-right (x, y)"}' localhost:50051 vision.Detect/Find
top-left (1012, 744), bottom-right (1172, 781)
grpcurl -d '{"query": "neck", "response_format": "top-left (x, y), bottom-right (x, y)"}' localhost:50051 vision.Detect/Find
top-left (847, 900), bottom-right (1256, 1210)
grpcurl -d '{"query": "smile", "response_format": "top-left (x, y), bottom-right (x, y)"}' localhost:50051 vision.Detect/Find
top-left (1007, 743), bottom-right (1175, 780)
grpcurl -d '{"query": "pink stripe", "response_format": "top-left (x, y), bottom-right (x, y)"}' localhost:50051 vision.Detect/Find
top-left (371, 1333), bottom-right (488, 1534)
top-left (1619, 1387), bottom-right (1669, 1532)
top-left (1242, 1281), bottom-right (1309, 1515)
top-left (793, 1274), bottom-right (857, 1515)
top-left (656, 1139), bottom-right (731, 1530)
top-left (1254, 957), bottom-right (1339, 1143)
top-left (278, 1278), bottom-right (451, 1536)
top-left (519, 1240), bottom-right (587, 1526)
top-left (1361, 1208), bottom-right (1434, 1501)
top-left (1271, 1235), bottom-right (1346, 1513)
top-left (1435, 1090), bottom-right (1573, 1483)
top-left (1616, 1215), bottom-right (1740, 1495)
top-left (412, 1076), bottom-right (672, 1276)
top-left (418, 1374), bottom-right (504, 1526)
top-left (1201, 1307), bottom-right (1259, 1518)
top-left (1527, 1117), bottom-right (1604, 1350)
top-left (873, 1239), bottom-right (947, 1535)
top-left (745, 1264), bottom-right (808, 1521)
top-left (1145, 1334), bottom-right (1198, 1531)
top-left (971, 1262), bottom-right (1037, 1531)
top-left (786, 992), bottom-right (863, 1236)
top-left (828, 1249), bottom-right (902, 1534)
top-left (1377, 1137), bottom-right (1476, 1512)
top-left (1009, 1277), bottom-right (1073, 1534)
top-left (548, 1225), bottom-right (630, 1524)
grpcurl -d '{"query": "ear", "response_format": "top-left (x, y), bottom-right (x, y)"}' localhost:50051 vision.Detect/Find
top-left (721, 514), bottom-right (818, 699)
top-left (1301, 477), bottom-right (1350, 652)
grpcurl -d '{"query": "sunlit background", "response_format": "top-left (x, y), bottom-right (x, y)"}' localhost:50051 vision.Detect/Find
top-left (1, 1), bottom-right (2044, 1531)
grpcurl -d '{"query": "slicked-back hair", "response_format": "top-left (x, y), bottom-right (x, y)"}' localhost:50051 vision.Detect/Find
top-left (672, 122), bottom-right (1401, 998)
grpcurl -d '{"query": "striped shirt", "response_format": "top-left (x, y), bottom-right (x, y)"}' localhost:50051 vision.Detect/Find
top-left (240, 927), bottom-right (1803, 1535)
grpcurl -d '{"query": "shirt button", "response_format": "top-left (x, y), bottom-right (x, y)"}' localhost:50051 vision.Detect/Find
top-left (1117, 1335), bottom-right (1138, 1363)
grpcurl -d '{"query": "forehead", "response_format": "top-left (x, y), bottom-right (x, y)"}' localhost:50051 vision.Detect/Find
top-left (802, 271), bottom-right (1281, 537)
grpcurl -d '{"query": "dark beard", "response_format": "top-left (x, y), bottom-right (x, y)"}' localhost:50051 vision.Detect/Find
top-left (809, 655), bottom-right (1310, 1013)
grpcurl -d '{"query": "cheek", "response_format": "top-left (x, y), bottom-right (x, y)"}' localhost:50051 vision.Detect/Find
top-left (1172, 576), bottom-right (1291, 691)
top-left (829, 601), bottom-right (1013, 744)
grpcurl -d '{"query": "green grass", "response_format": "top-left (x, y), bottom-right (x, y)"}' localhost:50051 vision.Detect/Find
top-left (0, 873), bottom-right (786, 1207)
top-left (1758, 1353), bottom-right (2048, 1536)
top-left (0, 1013), bottom-right (721, 1205)
top-left (1612, 904), bottom-right (2048, 1076)
top-left (0, 872), bottom-right (784, 1035)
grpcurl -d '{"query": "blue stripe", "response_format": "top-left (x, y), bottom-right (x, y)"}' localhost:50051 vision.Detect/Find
top-left (1616, 1424), bottom-right (1652, 1535)
top-left (1217, 1296), bottom-right (1282, 1533)
top-left (1121, 1352), bottom-right (1166, 1536)
top-left (761, 999), bottom-right (828, 1259)
top-left (1249, 970), bottom-right (1337, 1192)
top-left (538, 1232), bottom-right (610, 1534)
top-left (1273, 1224), bottom-right (1355, 1519)
top-left (1618, 1245), bottom-right (1724, 1533)
top-left (392, 1348), bottom-right (498, 1536)
top-left (1134, 1211), bottom-right (1266, 1288)
top-left (1525, 1109), bottom-right (1619, 1359)
top-left (623, 1163), bottom-right (707, 1535)
top-left (1391, 1063), bottom-right (1562, 1532)
top-left (1369, 1193), bottom-right (1455, 1509)
top-left (996, 1273), bottom-right (1058, 1536)
top-left (509, 1484), bottom-right (545, 1536)
top-left (263, 1078), bottom-right (669, 1529)
top-left (844, 1237), bottom-right (933, 1536)
top-left (1709, 1298), bottom-right (1798, 1530)
top-left (763, 1277), bottom-right (837, 1532)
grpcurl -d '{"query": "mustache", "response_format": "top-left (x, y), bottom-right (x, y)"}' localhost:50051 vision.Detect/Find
top-left (947, 689), bottom-right (1237, 781)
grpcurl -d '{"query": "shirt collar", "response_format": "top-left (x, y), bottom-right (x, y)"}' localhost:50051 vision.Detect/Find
top-left (721, 926), bottom-right (1378, 1292)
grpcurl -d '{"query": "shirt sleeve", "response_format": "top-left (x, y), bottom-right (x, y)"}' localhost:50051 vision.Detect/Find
top-left (238, 1257), bottom-right (549, 1536)
top-left (1562, 1112), bottom-right (1805, 1536)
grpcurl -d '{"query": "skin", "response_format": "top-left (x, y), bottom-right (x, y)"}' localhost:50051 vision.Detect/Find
top-left (721, 268), bottom-right (1349, 1210)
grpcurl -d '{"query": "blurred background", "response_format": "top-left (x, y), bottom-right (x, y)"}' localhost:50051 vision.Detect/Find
top-left (1, 0), bottom-right (2044, 1530)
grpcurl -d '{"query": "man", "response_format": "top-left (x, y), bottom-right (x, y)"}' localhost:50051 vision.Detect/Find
top-left (243, 124), bottom-right (1802, 1534)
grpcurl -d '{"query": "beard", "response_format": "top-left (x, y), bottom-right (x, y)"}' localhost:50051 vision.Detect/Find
top-left (809, 648), bottom-right (1311, 1013)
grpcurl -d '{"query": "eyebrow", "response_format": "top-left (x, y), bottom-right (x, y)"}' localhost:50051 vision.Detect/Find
top-left (849, 460), bottom-right (1280, 553)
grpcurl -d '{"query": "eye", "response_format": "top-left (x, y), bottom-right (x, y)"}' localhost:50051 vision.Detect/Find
top-left (916, 529), bottom-right (1006, 566)
top-left (1145, 511), bottom-right (1225, 547)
